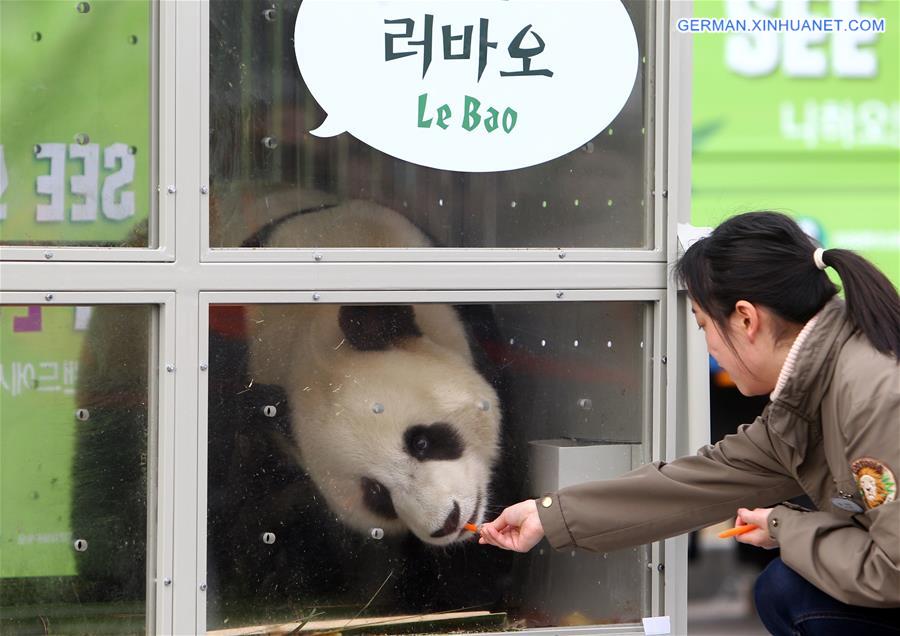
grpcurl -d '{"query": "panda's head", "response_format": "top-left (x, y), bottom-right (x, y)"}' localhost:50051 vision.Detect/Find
top-left (287, 305), bottom-right (502, 546)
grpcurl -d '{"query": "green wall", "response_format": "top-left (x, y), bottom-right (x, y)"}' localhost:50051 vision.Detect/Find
top-left (692, 0), bottom-right (899, 285)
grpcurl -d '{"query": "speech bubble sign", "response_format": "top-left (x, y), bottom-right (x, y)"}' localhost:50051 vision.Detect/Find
top-left (295, 0), bottom-right (638, 173)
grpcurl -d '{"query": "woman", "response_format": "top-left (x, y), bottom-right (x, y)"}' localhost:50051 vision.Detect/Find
top-left (479, 212), bottom-right (900, 635)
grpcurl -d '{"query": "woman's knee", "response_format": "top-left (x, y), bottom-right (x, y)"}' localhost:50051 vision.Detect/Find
top-left (754, 558), bottom-right (797, 632)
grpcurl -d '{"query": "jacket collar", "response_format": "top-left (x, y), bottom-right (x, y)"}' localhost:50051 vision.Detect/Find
top-left (770, 313), bottom-right (821, 402)
top-left (767, 297), bottom-right (856, 448)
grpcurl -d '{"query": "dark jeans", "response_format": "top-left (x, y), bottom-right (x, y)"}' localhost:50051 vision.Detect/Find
top-left (754, 557), bottom-right (900, 635)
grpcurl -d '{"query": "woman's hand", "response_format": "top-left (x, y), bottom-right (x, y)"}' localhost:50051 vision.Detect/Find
top-left (478, 499), bottom-right (545, 552)
top-left (734, 507), bottom-right (778, 549)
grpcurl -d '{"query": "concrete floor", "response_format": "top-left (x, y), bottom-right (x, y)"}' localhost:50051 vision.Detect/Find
top-left (689, 596), bottom-right (768, 635)
top-left (687, 525), bottom-right (770, 635)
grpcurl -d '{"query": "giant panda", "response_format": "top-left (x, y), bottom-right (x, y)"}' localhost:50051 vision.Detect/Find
top-left (242, 204), bottom-right (502, 547)
top-left (75, 199), bottom-right (523, 624)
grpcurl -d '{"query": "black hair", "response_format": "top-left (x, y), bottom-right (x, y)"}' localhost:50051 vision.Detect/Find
top-left (675, 211), bottom-right (900, 359)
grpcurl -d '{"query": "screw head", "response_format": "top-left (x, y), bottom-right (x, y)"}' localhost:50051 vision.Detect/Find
top-left (167, 185), bottom-right (176, 194)
top-left (200, 185), bottom-right (209, 195)
top-left (74, 132), bottom-right (90, 145)
top-left (199, 362), bottom-right (208, 371)
top-left (556, 291), bottom-right (564, 299)
top-left (313, 252), bottom-right (323, 262)
top-left (312, 293), bottom-right (321, 301)
top-left (558, 251), bottom-right (567, 259)
top-left (166, 364), bottom-right (175, 373)
top-left (657, 563), bottom-right (665, 573)
top-left (199, 583), bottom-right (207, 592)
top-left (372, 402), bottom-right (384, 414)
top-left (76, 2), bottom-right (90, 14)
top-left (163, 577), bottom-right (172, 586)
top-left (44, 251), bottom-right (53, 260)
top-left (661, 356), bottom-right (667, 365)
top-left (45, 293), bottom-right (54, 301)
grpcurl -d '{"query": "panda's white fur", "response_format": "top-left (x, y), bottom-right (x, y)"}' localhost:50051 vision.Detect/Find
top-left (246, 202), bottom-right (502, 546)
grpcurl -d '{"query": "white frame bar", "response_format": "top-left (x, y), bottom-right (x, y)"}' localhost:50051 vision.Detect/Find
top-left (0, 261), bottom-right (666, 293)
top-left (662, 1), bottom-right (694, 634)
top-left (203, 248), bottom-right (666, 263)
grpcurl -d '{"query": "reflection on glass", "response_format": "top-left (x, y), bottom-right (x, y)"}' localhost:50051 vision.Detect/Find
top-left (209, 0), bottom-right (649, 249)
top-left (0, 1), bottom-right (154, 247)
top-left (0, 305), bottom-right (153, 635)
top-left (206, 301), bottom-right (650, 632)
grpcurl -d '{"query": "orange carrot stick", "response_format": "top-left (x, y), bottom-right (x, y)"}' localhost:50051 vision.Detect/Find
top-left (718, 524), bottom-right (758, 539)
top-left (464, 523), bottom-right (480, 534)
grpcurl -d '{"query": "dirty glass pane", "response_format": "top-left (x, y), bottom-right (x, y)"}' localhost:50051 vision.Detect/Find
top-left (206, 301), bottom-right (651, 632)
top-left (209, 0), bottom-right (650, 250)
top-left (0, 1), bottom-right (155, 247)
top-left (0, 305), bottom-right (154, 635)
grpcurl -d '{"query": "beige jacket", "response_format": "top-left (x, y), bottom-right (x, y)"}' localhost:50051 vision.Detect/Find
top-left (538, 298), bottom-right (900, 607)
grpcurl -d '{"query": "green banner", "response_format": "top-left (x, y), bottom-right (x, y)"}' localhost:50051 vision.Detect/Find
top-left (0, 0), bottom-right (151, 246)
top-left (0, 306), bottom-right (85, 577)
top-left (691, 0), bottom-right (899, 285)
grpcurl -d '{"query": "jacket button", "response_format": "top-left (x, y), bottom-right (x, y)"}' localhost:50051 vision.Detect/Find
top-left (541, 496), bottom-right (553, 508)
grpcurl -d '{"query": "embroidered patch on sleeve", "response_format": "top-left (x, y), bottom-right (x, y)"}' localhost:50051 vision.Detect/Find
top-left (851, 458), bottom-right (897, 510)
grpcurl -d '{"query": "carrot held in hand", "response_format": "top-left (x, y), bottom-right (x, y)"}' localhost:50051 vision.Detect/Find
top-left (464, 523), bottom-right (480, 534)
top-left (718, 524), bottom-right (758, 539)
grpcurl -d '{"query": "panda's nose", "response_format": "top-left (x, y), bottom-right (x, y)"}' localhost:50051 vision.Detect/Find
top-left (429, 501), bottom-right (461, 538)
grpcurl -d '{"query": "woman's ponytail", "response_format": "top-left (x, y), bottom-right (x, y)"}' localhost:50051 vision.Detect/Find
top-left (822, 249), bottom-right (900, 359)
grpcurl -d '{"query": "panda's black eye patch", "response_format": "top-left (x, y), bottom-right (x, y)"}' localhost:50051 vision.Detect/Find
top-left (360, 477), bottom-right (398, 519)
top-left (404, 423), bottom-right (464, 461)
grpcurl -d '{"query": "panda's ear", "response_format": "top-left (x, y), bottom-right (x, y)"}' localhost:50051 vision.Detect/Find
top-left (338, 305), bottom-right (423, 351)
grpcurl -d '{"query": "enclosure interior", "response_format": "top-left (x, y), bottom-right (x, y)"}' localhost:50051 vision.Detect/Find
top-left (205, 300), bottom-right (653, 632)
top-left (0, 304), bottom-right (155, 635)
top-left (209, 0), bottom-right (651, 250)
top-left (1, 0), bottom-right (667, 633)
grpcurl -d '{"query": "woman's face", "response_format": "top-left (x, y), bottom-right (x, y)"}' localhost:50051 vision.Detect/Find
top-left (691, 302), bottom-right (775, 397)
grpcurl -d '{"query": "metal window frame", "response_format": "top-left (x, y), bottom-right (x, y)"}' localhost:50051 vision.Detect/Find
top-left (0, 0), bottom-right (697, 634)
top-left (198, 289), bottom-right (664, 635)
top-left (198, 0), bottom-right (664, 264)
top-left (0, 291), bottom-right (177, 635)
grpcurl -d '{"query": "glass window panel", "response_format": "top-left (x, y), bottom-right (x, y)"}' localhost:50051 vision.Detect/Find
top-left (0, 1), bottom-right (155, 247)
top-left (0, 304), bottom-right (154, 635)
top-left (206, 301), bottom-right (651, 632)
top-left (209, 1), bottom-right (650, 250)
